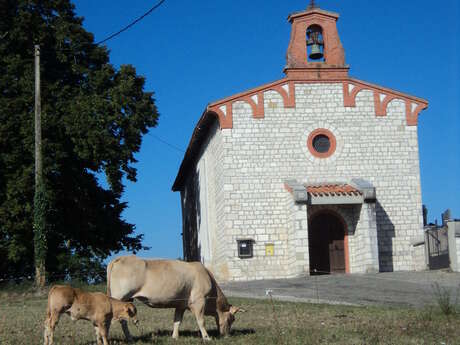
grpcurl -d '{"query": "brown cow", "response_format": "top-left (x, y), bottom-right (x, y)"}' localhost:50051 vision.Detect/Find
top-left (43, 285), bottom-right (138, 345)
top-left (107, 256), bottom-right (244, 341)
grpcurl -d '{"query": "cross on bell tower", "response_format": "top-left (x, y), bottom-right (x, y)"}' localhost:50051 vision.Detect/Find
top-left (284, 3), bottom-right (348, 79)
top-left (308, 0), bottom-right (317, 9)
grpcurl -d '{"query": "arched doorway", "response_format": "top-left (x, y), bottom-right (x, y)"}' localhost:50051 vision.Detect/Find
top-left (308, 211), bottom-right (348, 274)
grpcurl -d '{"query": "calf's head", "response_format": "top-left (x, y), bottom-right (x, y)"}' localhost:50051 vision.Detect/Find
top-left (219, 305), bottom-right (244, 336)
top-left (118, 302), bottom-right (139, 326)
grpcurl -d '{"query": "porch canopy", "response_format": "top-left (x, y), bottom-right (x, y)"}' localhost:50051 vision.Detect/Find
top-left (284, 178), bottom-right (376, 205)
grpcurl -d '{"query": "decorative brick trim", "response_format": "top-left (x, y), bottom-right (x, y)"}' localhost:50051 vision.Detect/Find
top-left (373, 92), bottom-right (397, 117)
top-left (208, 80), bottom-right (296, 126)
top-left (208, 77), bottom-right (427, 129)
top-left (270, 81), bottom-right (296, 108)
top-left (285, 67), bottom-right (349, 80)
top-left (173, 77), bottom-right (428, 190)
top-left (406, 101), bottom-right (427, 126)
top-left (241, 92), bottom-right (265, 119)
top-left (208, 103), bottom-right (233, 129)
top-left (343, 79), bottom-right (428, 125)
top-left (307, 128), bottom-right (337, 159)
top-left (343, 81), bottom-right (364, 107)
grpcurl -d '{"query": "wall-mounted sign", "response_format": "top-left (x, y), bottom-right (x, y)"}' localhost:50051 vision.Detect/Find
top-left (265, 243), bottom-right (274, 256)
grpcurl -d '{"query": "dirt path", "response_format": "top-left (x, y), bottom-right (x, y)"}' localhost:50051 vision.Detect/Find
top-left (221, 270), bottom-right (460, 307)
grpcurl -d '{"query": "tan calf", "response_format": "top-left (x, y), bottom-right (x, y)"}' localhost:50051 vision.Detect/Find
top-left (43, 285), bottom-right (138, 345)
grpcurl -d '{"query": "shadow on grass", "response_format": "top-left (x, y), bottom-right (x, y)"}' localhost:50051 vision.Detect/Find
top-left (101, 328), bottom-right (255, 344)
top-left (83, 331), bottom-right (156, 344)
top-left (154, 328), bottom-right (255, 338)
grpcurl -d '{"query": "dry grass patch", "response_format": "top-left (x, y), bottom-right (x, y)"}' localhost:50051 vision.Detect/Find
top-left (0, 285), bottom-right (458, 344)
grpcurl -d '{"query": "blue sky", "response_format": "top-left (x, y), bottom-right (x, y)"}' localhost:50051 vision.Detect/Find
top-left (72, 0), bottom-right (459, 259)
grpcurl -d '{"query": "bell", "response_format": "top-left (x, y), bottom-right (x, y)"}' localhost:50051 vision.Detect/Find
top-left (309, 44), bottom-right (323, 60)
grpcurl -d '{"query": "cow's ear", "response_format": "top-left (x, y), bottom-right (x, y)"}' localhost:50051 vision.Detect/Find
top-left (230, 306), bottom-right (246, 315)
top-left (125, 304), bottom-right (135, 316)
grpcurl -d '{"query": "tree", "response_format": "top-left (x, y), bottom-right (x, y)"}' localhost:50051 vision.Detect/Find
top-left (0, 0), bottom-right (158, 281)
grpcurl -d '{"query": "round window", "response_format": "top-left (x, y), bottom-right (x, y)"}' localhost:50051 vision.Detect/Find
top-left (312, 134), bottom-right (330, 153)
top-left (307, 129), bottom-right (336, 158)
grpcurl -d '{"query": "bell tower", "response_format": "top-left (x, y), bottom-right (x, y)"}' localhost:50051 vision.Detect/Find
top-left (284, 1), bottom-right (348, 79)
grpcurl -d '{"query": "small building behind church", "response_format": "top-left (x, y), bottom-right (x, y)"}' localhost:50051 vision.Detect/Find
top-left (172, 3), bottom-right (428, 281)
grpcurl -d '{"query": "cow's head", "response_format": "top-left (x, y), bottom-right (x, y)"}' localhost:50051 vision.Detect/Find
top-left (119, 302), bottom-right (139, 326)
top-left (219, 305), bottom-right (245, 336)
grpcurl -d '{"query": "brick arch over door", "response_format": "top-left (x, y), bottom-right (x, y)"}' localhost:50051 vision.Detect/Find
top-left (308, 209), bottom-right (350, 274)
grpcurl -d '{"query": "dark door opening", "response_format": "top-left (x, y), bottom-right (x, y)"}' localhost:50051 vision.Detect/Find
top-left (308, 212), bottom-right (346, 275)
top-left (426, 227), bottom-right (449, 270)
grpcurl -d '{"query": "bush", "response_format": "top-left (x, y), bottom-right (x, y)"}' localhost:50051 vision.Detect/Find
top-left (432, 282), bottom-right (458, 317)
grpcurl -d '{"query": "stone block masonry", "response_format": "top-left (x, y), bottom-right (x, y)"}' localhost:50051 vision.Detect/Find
top-left (181, 82), bottom-right (425, 281)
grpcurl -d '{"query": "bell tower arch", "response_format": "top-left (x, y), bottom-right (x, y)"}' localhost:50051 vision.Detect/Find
top-left (285, 1), bottom-right (348, 79)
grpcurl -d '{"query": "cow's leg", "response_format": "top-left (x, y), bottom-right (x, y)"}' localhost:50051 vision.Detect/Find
top-left (190, 298), bottom-right (210, 341)
top-left (99, 322), bottom-right (110, 345)
top-left (110, 291), bottom-right (134, 342)
top-left (94, 325), bottom-right (102, 345)
top-left (214, 315), bottom-right (220, 335)
top-left (172, 307), bottom-right (185, 339)
top-left (120, 319), bottom-right (133, 342)
top-left (45, 311), bottom-right (60, 345)
top-left (43, 313), bottom-right (50, 345)
top-left (43, 314), bottom-right (50, 345)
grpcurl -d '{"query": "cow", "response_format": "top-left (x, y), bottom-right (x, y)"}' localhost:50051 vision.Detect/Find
top-left (43, 285), bottom-right (138, 345)
top-left (107, 256), bottom-right (244, 341)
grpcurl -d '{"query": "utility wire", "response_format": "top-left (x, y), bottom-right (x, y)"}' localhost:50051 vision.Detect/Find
top-left (95, 0), bottom-right (166, 45)
top-left (56, 0), bottom-right (166, 52)
top-left (148, 133), bottom-right (185, 153)
top-left (73, 0), bottom-right (181, 154)
top-left (33, 0), bottom-right (181, 155)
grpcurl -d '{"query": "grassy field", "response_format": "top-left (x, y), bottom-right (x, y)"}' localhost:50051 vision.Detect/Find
top-left (0, 283), bottom-right (458, 345)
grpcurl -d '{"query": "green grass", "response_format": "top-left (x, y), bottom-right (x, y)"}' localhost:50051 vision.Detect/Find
top-left (0, 284), bottom-right (458, 345)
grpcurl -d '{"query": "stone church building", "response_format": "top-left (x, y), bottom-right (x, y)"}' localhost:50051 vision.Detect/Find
top-left (172, 4), bottom-right (428, 281)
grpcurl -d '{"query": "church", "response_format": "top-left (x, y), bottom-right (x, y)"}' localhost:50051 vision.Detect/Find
top-left (172, 3), bottom-right (428, 281)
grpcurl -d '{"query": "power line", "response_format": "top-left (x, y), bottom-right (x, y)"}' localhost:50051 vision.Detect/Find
top-left (34, 1), bottom-right (179, 155)
top-left (148, 133), bottom-right (185, 153)
top-left (56, 0), bottom-right (166, 52)
top-left (95, 0), bottom-right (167, 45)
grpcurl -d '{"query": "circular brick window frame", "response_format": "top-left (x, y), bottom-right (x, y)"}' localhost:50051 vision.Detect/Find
top-left (307, 128), bottom-right (337, 158)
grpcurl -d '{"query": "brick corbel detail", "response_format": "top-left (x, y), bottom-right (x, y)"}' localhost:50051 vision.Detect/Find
top-left (406, 101), bottom-right (427, 126)
top-left (373, 92), bottom-right (397, 117)
top-left (208, 103), bottom-right (233, 129)
top-left (269, 81), bottom-right (296, 108)
top-left (343, 81), bottom-right (363, 107)
top-left (241, 92), bottom-right (265, 119)
top-left (343, 81), bottom-right (428, 126)
top-left (208, 79), bottom-right (427, 129)
top-left (209, 81), bottom-right (296, 127)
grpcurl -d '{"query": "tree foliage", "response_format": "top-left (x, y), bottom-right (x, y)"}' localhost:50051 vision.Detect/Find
top-left (0, 0), bottom-right (158, 280)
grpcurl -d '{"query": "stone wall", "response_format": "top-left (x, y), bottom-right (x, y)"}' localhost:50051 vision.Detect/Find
top-left (448, 221), bottom-right (460, 272)
top-left (184, 82), bottom-right (424, 281)
top-left (181, 119), bottom-right (229, 275)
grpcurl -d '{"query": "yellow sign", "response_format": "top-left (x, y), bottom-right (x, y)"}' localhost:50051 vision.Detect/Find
top-left (265, 243), bottom-right (275, 256)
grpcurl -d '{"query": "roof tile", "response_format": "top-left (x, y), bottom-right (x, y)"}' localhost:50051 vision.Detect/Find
top-left (306, 184), bottom-right (362, 197)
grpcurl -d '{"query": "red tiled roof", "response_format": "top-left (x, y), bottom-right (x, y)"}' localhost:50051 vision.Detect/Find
top-left (306, 184), bottom-right (362, 197)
